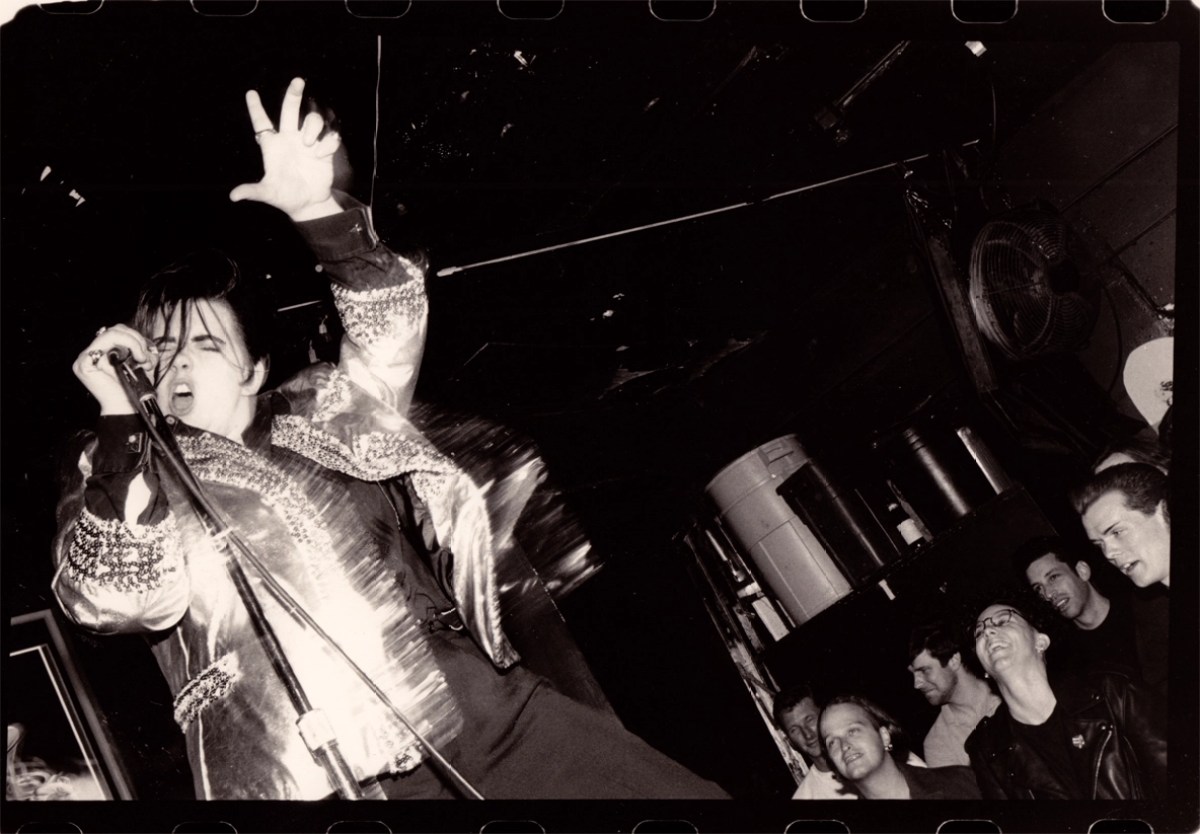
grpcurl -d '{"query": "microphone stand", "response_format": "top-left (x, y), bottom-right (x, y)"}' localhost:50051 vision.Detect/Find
top-left (110, 354), bottom-right (365, 800)
top-left (108, 352), bottom-right (485, 800)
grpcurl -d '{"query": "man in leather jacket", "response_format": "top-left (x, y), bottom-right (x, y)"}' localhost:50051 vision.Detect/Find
top-left (964, 600), bottom-right (1166, 800)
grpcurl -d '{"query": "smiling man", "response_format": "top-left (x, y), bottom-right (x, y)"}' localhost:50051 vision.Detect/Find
top-left (1015, 537), bottom-right (1111, 627)
top-left (906, 622), bottom-right (1000, 768)
top-left (1011, 536), bottom-right (1147, 681)
top-left (773, 684), bottom-right (852, 800)
top-left (817, 695), bottom-right (979, 800)
top-left (964, 600), bottom-right (1166, 800)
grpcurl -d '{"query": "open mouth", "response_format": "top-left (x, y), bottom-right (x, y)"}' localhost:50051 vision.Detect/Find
top-left (1052, 597), bottom-right (1069, 613)
top-left (170, 382), bottom-right (195, 415)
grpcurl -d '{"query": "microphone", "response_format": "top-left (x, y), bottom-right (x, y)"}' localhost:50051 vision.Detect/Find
top-left (107, 346), bottom-right (158, 403)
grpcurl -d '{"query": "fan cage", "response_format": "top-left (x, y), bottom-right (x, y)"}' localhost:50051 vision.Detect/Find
top-left (967, 213), bottom-right (1099, 361)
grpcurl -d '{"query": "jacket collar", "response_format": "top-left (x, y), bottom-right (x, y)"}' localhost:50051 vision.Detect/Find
top-left (244, 391), bottom-right (288, 450)
top-left (168, 390), bottom-right (286, 452)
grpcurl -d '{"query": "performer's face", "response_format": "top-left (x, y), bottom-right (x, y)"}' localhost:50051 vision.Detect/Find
top-left (150, 297), bottom-right (265, 441)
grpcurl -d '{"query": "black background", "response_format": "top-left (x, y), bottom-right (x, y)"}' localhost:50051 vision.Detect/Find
top-left (2, 1), bottom-right (1197, 832)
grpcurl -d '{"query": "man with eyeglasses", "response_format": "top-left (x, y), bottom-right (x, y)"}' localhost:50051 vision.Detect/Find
top-left (963, 600), bottom-right (1166, 800)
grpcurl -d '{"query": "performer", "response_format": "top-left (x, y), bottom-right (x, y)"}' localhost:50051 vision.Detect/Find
top-left (53, 78), bottom-right (727, 801)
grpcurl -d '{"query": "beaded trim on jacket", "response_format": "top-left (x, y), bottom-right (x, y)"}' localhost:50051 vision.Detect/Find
top-left (173, 430), bottom-right (459, 776)
top-left (177, 432), bottom-right (344, 584)
top-left (331, 268), bottom-right (427, 345)
top-left (272, 366), bottom-right (519, 669)
top-left (174, 653), bottom-right (239, 731)
top-left (66, 507), bottom-right (182, 593)
top-left (273, 414), bottom-right (456, 486)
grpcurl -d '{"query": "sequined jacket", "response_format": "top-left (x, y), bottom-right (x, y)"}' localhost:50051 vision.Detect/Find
top-left (52, 198), bottom-right (524, 799)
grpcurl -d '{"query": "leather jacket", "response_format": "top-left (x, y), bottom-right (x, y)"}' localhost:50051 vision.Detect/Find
top-left (964, 670), bottom-right (1166, 800)
top-left (901, 762), bottom-right (980, 800)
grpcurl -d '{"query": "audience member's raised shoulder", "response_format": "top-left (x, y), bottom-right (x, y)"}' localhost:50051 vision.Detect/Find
top-left (1085, 667), bottom-right (1138, 698)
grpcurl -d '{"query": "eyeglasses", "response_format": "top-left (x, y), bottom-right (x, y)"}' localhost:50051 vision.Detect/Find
top-left (972, 608), bottom-right (1024, 640)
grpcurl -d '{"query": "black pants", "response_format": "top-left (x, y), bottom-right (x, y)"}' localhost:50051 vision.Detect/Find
top-left (378, 680), bottom-right (728, 800)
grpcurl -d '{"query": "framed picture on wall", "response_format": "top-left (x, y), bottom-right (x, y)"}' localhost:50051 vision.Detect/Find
top-left (6, 609), bottom-right (134, 801)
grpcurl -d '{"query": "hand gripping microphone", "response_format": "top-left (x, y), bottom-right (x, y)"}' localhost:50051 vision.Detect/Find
top-left (107, 346), bottom-right (158, 404)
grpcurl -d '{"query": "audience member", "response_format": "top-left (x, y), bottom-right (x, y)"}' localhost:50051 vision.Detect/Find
top-left (818, 695), bottom-right (980, 800)
top-left (773, 685), bottom-right (852, 800)
top-left (907, 622), bottom-right (1000, 767)
top-left (1072, 463), bottom-right (1170, 590)
top-left (1093, 434), bottom-right (1170, 474)
top-left (1012, 536), bottom-right (1166, 696)
top-left (964, 600), bottom-right (1166, 800)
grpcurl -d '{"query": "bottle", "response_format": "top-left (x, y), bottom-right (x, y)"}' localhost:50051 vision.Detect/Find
top-left (886, 501), bottom-right (926, 550)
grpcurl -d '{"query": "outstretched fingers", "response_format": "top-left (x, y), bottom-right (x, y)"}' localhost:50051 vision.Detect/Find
top-left (232, 76), bottom-right (337, 218)
top-left (278, 76), bottom-right (305, 134)
top-left (300, 111), bottom-right (325, 146)
top-left (245, 89), bottom-right (276, 135)
top-left (313, 131), bottom-right (341, 159)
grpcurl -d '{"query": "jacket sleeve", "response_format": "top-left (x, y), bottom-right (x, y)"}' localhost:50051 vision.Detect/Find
top-left (294, 193), bottom-right (428, 417)
top-left (948, 765), bottom-right (982, 800)
top-left (51, 417), bottom-right (190, 634)
top-left (1113, 675), bottom-right (1168, 799)
top-left (964, 723), bottom-right (1012, 800)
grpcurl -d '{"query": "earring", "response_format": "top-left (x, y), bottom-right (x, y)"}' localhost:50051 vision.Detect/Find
top-left (884, 742), bottom-right (893, 752)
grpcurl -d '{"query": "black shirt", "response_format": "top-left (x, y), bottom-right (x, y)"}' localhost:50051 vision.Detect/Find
top-left (1049, 593), bottom-right (1140, 682)
top-left (1129, 584), bottom-right (1169, 699)
top-left (1008, 705), bottom-right (1086, 799)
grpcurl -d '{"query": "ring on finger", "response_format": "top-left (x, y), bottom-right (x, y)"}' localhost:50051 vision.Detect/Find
top-left (255, 128), bottom-right (277, 138)
top-left (87, 349), bottom-right (104, 366)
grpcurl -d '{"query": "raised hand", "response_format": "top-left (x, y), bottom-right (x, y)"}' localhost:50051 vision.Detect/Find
top-left (73, 324), bottom-right (158, 416)
top-left (229, 77), bottom-right (343, 222)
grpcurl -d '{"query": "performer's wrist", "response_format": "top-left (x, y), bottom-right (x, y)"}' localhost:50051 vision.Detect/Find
top-left (295, 197), bottom-right (379, 262)
top-left (289, 196), bottom-right (343, 223)
top-left (93, 414), bottom-right (149, 474)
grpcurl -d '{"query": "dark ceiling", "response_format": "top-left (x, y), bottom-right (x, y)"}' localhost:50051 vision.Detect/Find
top-left (3, 6), bottom-right (1112, 397)
top-left (1, 0), bottom-right (1138, 601)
